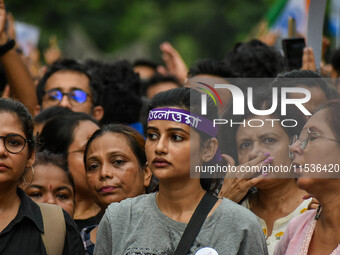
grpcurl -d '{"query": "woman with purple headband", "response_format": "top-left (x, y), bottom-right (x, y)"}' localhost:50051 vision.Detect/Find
top-left (94, 87), bottom-right (267, 255)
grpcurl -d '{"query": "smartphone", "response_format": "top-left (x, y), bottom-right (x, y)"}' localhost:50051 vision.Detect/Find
top-left (282, 37), bottom-right (306, 70)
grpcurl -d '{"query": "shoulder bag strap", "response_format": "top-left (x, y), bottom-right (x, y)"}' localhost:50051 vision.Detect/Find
top-left (37, 203), bottom-right (66, 255)
top-left (174, 192), bottom-right (218, 255)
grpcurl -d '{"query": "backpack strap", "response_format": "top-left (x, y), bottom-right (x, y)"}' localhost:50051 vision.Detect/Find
top-left (37, 203), bottom-right (66, 255)
top-left (174, 192), bottom-right (218, 255)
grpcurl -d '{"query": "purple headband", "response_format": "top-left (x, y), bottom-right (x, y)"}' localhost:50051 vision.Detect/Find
top-left (148, 107), bottom-right (218, 138)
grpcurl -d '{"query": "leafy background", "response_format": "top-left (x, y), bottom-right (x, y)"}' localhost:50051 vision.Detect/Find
top-left (8, 0), bottom-right (276, 65)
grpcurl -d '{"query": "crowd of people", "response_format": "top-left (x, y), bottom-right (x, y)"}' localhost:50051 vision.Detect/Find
top-left (1, 0), bottom-right (340, 254)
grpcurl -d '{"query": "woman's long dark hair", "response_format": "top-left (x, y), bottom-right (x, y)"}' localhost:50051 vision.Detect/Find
top-left (37, 112), bottom-right (98, 157)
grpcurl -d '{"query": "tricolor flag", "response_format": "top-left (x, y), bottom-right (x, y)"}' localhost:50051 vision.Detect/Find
top-left (267, 0), bottom-right (310, 37)
top-left (250, 0), bottom-right (310, 40)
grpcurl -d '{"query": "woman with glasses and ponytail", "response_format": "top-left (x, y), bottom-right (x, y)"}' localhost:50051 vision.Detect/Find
top-left (0, 98), bottom-right (84, 254)
top-left (275, 100), bottom-right (340, 255)
top-left (94, 87), bottom-right (267, 255)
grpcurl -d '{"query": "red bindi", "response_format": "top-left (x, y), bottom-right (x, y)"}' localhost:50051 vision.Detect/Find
top-left (49, 185), bottom-right (53, 190)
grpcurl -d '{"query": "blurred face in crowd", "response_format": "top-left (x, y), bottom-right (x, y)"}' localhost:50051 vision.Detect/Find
top-left (68, 120), bottom-right (99, 196)
top-left (20, 163), bottom-right (75, 217)
top-left (0, 112), bottom-right (35, 186)
top-left (146, 82), bottom-right (180, 99)
top-left (85, 132), bottom-right (151, 209)
top-left (134, 65), bottom-right (156, 80)
top-left (288, 85), bottom-right (327, 114)
top-left (290, 109), bottom-right (340, 196)
top-left (236, 115), bottom-right (291, 187)
top-left (41, 70), bottom-right (93, 115)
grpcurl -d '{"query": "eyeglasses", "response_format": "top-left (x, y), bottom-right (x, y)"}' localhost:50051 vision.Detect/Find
top-left (289, 127), bottom-right (339, 159)
top-left (44, 89), bottom-right (89, 106)
top-left (0, 134), bottom-right (31, 154)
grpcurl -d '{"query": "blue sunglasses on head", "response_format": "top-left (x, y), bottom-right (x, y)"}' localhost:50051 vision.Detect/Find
top-left (45, 89), bottom-right (89, 104)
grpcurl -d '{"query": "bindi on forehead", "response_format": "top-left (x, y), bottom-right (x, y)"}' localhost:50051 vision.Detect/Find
top-left (49, 184), bottom-right (53, 190)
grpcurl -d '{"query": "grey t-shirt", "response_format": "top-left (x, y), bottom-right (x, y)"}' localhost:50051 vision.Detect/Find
top-left (94, 193), bottom-right (268, 255)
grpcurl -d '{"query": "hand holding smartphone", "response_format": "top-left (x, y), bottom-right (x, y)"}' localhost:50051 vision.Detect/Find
top-left (282, 37), bottom-right (306, 70)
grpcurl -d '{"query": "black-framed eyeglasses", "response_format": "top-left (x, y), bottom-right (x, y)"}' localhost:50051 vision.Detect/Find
top-left (0, 134), bottom-right (31, 154)
top-left (44, 89), bottom-right (90, 106)
top-left (289, 127), bottom-right (339, 159)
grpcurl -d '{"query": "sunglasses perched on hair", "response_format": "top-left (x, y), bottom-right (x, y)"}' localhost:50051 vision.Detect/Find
top-left (44, 89), bottom-right (90, 105)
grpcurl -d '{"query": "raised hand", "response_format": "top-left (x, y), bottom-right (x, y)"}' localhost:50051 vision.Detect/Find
top-left (0, 0), bottom-right (6, 35)
top-left (218, 153), bottom-right (273, 203)
top-left (160, 41), bottom-right (188, 83)
top-left (301, 47), bottom-right (316, 71)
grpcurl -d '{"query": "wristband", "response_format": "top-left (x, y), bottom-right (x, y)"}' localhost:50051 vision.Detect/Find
top-left (0, 39), bottom-right (15, 56)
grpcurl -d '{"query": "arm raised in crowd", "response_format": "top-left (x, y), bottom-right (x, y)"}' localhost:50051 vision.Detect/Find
top-left (159, 41), bottom-right (188, 83)
top-left (301, 47), bottom-right (316, 71)
top-left (0, 0), bottom-right (37, 115)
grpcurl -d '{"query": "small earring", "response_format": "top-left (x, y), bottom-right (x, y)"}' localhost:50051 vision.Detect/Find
top-left (23, 166), bottom-right (35, 186)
